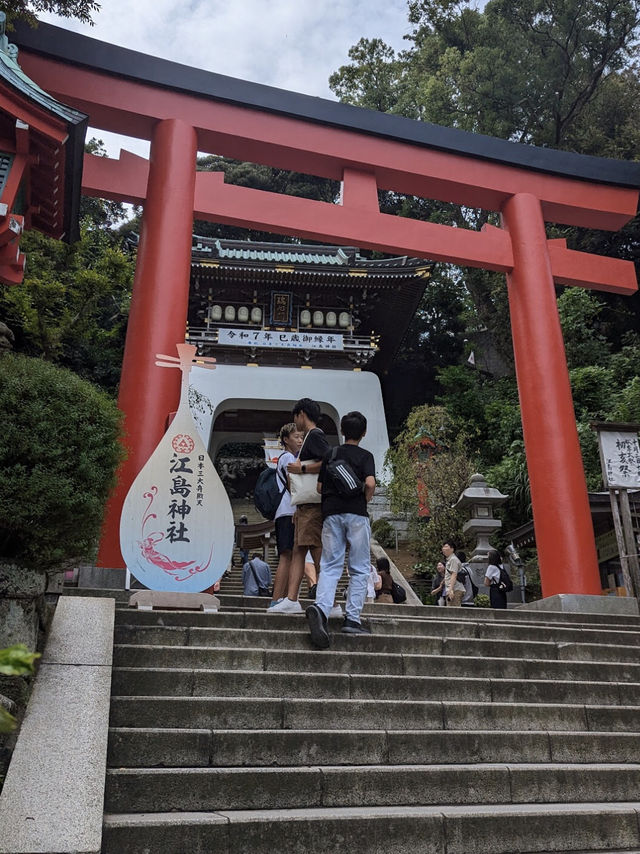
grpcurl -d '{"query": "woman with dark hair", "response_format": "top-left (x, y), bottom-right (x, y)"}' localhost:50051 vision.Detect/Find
top-left (375, 556), bottom-right (394, 604)
top-left (484, 548), bottom-right (507, 609)
top-left (268, 422), bottom-right (303, 609)
top-left (431, 561), bottom-right (446, 606)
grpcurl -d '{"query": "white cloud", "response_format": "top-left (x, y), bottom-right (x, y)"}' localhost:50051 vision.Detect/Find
top-left (41, 0), bottom-right (410, 95)
top-left (38, 0), bottom-right (410, 157)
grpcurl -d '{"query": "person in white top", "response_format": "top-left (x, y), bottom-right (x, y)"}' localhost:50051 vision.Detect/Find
top-left (366, 562), bottom-right (382, 603)
top-left (484, 548), bottom-right (508, 609)
top-left (268, 423), bottom-right (302, 609)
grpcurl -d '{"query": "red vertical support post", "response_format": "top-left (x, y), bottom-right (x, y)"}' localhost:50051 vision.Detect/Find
top-left (501, 192), bottom-right (601, 597)
top-left (97, 118), bottom-right (197, 568)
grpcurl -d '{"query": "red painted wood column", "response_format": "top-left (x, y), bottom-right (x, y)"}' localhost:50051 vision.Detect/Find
top-left (97, 118), bottom-right (197, 568)
top-left (501, 192), bottom-right (601, 596)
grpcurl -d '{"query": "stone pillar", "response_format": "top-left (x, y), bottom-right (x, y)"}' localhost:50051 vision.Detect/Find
top-left (501, 192), bottom-right (601, 597)
top-left (97, 119), bottom-right (197, 568)
top-left (0, 563), bottom-right (46, 650)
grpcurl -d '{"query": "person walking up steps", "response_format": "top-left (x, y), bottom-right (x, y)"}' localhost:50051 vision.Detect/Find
top-left (268, 398), bottom-right (329, 614)
top-left (268, 422), bottom-right (303, 609)
top-left (305, 411), bottom-right (376, 649)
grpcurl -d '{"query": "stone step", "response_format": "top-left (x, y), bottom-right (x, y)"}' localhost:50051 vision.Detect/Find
top-left (112, 625), bottom-right (640, 663)
top-left (109, 695), bottom-right (640, 733)
top-left (102, 802), bottom-right (640, 854)
top-left (111, 664), bottom-right (638, 706)
top-left (113, 619), bottom-right (640, 649)
top-left (65, 586), bottom-right (640, 629)
top-left (111, 642), bottom-right (640, 684)
top-left (104, 762), bottom-right (640, 813)
top-left (109, 597), bottom-right (640, 635)
top-left (107, 727), bottom-right (640, 768)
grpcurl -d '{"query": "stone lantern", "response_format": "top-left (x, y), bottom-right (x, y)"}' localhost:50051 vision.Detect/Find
top-left (454, 473), bottom-right (508, 583)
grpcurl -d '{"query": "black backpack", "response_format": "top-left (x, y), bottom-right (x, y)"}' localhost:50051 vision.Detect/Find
top-left (324, 447), bottom-right (364, 497)
top-left (499, 565), bottom-right (514, 592)
top-left (391, 580), bottom-right (407, 603)
top-left (254, 459), bottom-right (287, 520)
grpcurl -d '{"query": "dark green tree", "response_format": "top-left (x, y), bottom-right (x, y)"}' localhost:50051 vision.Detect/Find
top-left (0, 139), bottom-right (135, 394)
top-left (0, 227), bottom-right (134, 394)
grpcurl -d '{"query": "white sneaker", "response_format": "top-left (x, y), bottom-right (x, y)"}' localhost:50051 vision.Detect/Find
top-left (329, 604), bottom-right (343, 618)
top-left (267, 598), bottom-right (284, 609)
top-left (266, 597), bottom-right (303, 614)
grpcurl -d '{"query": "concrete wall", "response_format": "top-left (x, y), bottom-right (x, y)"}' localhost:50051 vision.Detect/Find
top-left (190, 364), bottom-right (390, 477)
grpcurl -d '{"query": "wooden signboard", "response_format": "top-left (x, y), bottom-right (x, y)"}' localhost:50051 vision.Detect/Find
top-left (119, 344), bottom-right (234, 592)
top-left (593, 421), bottom-right (640, 597)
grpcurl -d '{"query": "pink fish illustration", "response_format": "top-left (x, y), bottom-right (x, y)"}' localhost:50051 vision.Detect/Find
top-left (136, 486), bottom-right (214, 582)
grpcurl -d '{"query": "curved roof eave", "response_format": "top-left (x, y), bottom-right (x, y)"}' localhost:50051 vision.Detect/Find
top-left (0, 44), bottom-right (88, 243)
top-left (12, 20), bottom-right (640, 191)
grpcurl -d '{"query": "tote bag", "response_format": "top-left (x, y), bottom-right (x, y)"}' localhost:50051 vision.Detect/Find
top-left (289, 430), bottom-right (322, 506)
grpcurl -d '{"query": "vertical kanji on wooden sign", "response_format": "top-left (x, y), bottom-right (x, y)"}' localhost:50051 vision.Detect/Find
top-left (119, 344), bottom-right (234, 592)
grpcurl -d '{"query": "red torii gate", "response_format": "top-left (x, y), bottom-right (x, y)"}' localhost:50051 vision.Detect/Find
top-left (14, 22), bottom-right (640, 597)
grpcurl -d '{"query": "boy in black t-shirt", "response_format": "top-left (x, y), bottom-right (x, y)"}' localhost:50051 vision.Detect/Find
top-left (306, 411), bottom-right (376, 648)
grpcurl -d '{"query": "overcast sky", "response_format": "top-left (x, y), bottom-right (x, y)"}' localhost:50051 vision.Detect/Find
top-left (40, 0), bottom-right (413, 157)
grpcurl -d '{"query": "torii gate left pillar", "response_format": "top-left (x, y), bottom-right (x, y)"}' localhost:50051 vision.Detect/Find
top-left (97, 119), bottom-right (196, 567)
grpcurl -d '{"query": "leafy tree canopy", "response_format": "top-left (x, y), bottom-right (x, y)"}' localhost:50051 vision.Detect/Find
top-left (0, 141), bottom-right (135, 395)
top-left (384, 404), bottom-right (477, 565)
top-left (1, 0), bottom-right (99, 28)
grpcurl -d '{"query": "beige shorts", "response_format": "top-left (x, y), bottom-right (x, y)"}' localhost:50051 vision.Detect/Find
top-left (293, 504), bottom-right (323, 549)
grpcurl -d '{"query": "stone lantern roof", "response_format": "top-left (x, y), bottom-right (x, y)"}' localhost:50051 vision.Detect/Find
top-left (454, 473), bottom-right (508, 511)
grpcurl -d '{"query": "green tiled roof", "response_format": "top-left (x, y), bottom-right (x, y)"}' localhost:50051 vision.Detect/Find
top-left (0, 152), bottom-right (12, 196)
top-left (213, 240), bottom-right (349, 266)
top-left (191, 238), bottom-right (431, 272)
top-left (0, 33), bottom-right (86, 128)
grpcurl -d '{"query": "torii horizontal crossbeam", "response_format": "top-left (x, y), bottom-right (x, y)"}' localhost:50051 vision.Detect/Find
top-left (82, 151), bottom-right (638, 294)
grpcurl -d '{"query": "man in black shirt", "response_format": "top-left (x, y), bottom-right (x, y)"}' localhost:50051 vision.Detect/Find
top-left (268, 397), bottom-right (329, 614)
top-left (306, 411), bottom-right (376, 647)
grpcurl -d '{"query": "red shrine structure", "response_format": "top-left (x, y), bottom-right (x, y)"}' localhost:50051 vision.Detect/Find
top-left (0, 13), bottom-right (85, 285)
top-left (8, 20), bottom-right (640, 601)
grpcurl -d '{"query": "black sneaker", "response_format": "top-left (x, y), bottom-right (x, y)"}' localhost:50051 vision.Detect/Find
top-left (341, 618), bottom-right (371, 635)
top-left (306, 604), bottom-right (330, 649)
top-left (307, 584), bottom-right (317, 600)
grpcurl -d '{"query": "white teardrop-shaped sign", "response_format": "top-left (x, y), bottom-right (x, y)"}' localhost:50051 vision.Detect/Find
top-left (119, 345), bottom-right (233, 592)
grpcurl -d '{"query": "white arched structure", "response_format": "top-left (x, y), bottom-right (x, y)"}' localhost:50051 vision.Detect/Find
top-left (190, 364), bottom-right (390, 477)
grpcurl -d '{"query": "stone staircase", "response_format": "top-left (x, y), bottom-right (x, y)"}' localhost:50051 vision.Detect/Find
top-left (224, 546), bottom-right (349, 599)
top-left (96, 591), bottom-right (640, 853)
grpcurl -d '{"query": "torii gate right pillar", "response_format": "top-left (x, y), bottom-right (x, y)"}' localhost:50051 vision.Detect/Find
top-left (502, 192), bottom-right (601, 596)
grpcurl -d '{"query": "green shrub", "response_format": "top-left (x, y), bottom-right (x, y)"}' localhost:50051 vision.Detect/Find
top-left (412, 562), bottom-right (430, 578)
top-left (0, 644), bottom-right (40, 733)
top-left (0, 353), bottom-right (123, 571)
top-left (474, 593), bottom-right (490, 608)
top-left (371, 518), bottom-right (396, 548)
